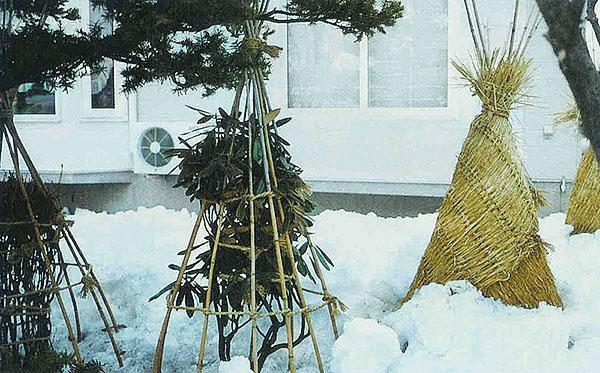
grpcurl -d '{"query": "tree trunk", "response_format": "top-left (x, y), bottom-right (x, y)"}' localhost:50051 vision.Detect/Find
top-left (536, 0), bottom-right (600, 161)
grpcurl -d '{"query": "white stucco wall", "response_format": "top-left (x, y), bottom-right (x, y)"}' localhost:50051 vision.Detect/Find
top-left (1, 0), bottom-right (584, 197)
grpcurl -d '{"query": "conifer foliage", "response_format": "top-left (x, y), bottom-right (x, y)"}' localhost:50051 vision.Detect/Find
top-left (93, 0), bottom-right (404, 94)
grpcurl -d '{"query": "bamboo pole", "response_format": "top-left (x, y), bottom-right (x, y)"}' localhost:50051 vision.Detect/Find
top-left (508, 0), bottom-right (520, 57)
top-left (254, 70), bottom-right (326, 371)
top-left (470, 0), bottom-right (488, 60)
top-left (197, 204), bottom-right (226, 373)
top-left (1, 123), bottom-right (82, 362)
top-left (153, 202), bottom-right (207, 373)
top-left (62, 226), bottom-right (121, 332)
top-left (257, 71), bottom-right (340, 339)
top-left (60, 229), bottom-right (124, 367)
top-left (515, 5), bottom-right (535, 56)
top-left (3, 112), bottom-right (123, 334)
top-left (246, 78), bottom-right (259, 372)
top-left (463, 0), bottom-right (481, 54)
top-left (250, 72), bottom-right (296, 373)
top-left (56, 247), bottom-right (83, 342)
top-left (1, 97), bottom-right (124, 367)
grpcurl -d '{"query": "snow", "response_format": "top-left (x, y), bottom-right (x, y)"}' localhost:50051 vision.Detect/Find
top-left (331, 318), bottom-right (401, 373)
top-left (218, 356), bottom-right (253, 373)
top-left (51, 207), bottom-right (600, 372)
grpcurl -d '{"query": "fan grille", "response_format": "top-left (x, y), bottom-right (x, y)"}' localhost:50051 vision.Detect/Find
top-left (140, 127), bottom-right (174, 168)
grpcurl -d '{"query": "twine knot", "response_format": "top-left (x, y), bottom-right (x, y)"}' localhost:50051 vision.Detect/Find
top-left (242, 37), bottom-right (283, 59)
top-left (80, 265), bottom-right (98, 298)
top-left (323, 293), bottom-right (348, 316)
top-left (482, 105), bottom-right (510, 119)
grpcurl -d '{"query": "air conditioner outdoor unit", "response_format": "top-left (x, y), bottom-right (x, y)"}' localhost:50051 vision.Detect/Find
top-left (131, 124), bottom-right (193, 175)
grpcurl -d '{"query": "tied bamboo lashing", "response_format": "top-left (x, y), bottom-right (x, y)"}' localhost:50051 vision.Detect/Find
top-left (80, 265), bottom-right (98, 299)
top-left (242, 37), bottom-right (283, 58)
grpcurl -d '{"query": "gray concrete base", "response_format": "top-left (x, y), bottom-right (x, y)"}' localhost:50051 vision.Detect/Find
top-left (50, 174), bottom-right (571, 218)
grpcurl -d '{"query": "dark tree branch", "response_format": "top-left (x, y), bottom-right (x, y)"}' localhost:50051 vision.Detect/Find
top-left (536, 0), bottom-right (600, 161)
top-left (587, 0), bottom-right (600, 46)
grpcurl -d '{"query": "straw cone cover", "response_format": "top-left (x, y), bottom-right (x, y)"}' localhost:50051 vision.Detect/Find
top-left (556, 102), bottom-right (600, 234)
top-left (400, 51), bottom-right (563, 309)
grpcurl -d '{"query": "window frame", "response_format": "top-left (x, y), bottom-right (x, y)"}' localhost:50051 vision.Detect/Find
top-left (13, 87), bottom-right (62, 124)
top-left (79, 0), bottom-right (128, 123)
top-left (282, 0), bottom-right (467, 121)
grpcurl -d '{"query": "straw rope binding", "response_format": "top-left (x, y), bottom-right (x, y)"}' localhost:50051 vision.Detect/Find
top-left (399, 0), bottom-right (562, 309)
top-left (555, 100), bottom-right (600, 234)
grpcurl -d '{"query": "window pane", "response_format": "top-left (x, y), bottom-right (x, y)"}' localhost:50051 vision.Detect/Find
top-left (287, 23), bottom-right (360, 108)
top-left (90, 4), bottom-right (115, 109)
top-left (91, 58), bottom-right (116, 109)
top-left (13, 83), bottom-right (55, 115)
top-left (368, 0), bottom-right (448, 108)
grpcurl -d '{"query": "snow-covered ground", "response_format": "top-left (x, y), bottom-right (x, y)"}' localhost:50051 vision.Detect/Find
top-left (51, 207), bottom-right (600, 372)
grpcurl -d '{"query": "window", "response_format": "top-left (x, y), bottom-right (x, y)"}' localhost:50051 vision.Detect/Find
top-left (369, 0), bottom-right (448, 108)
top-left (287, 0), bottom-right (448, 109)
top-left (90, 4), bottom-right (115, 109)
top-left (287, 23), bottom-right (360, 108)
top-left (13, 83), bottom-right (56, 115)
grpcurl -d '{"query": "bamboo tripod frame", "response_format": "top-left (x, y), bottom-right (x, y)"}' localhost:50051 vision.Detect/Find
top-left (0, 106), bottom-right (124, 367)
top-left (152, 17), bottom-right (339, 373)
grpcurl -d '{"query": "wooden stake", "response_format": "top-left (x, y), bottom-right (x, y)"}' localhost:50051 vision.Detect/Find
top-left (251, 73), bottom-right (296, 373)
top-left (153, 202), bottom-right (207, 373)
top-left (2, 123), bottom-right (82, 362)
top-left (197, 204), bottom-right (226, 373)
top-left (256, 70), bottom-right (340, 340)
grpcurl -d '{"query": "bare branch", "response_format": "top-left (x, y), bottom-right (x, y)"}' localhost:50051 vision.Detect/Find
top-left (509, 0), bottom-right (521, 56)
top-left (463, 0), bottom-right (481, 51)
top-left (471, 0), bottom-right (489, 59)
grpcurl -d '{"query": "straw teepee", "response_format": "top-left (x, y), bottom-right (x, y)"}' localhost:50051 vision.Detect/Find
top-left (399, 0), bottom-right (563, 309)
top-left (555, 102), bottom-right (600, 234)
top-left (0, 102), bottom-right (124, 369)
top-left (151, 17), bottom-right (340, 373)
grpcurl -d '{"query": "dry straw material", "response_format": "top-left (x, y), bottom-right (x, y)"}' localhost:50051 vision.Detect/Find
top-left (400, 1), bottom-right (562, 309)
top-left (556, 102), bottom-right (600, 234)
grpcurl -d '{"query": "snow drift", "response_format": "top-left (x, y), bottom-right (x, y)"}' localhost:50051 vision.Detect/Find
top-left (51, 207), bottom-right (600, 372)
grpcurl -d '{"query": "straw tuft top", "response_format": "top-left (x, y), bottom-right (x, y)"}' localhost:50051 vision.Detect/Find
top-left (554, 99), bottom-right (581, 126)
top-left (453, 50), bottom-right (532, 118)
top-left (454, 0), bottom-right (542, 118)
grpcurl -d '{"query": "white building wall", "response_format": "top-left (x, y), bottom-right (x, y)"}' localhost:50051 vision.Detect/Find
top-left (1, 0), bottom-right (584, 199)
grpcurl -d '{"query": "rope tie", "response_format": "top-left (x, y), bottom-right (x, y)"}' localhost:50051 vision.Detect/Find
top-left (482, 105), bottom-right (510, 119)
top-left (80, 265), bottom-right (98, 298)
top-left (322, 293), bottom-right (348, 316)
top-left (242, 37), bottom-right (283, 58)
